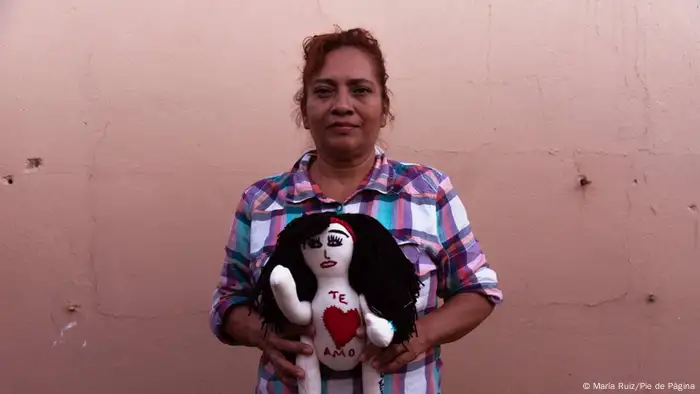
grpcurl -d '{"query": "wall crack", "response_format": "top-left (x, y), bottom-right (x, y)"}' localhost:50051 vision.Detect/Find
top-left (87, 121), bottom-right (111, 314)
top-left (633, 2), bottom-right (651, 137)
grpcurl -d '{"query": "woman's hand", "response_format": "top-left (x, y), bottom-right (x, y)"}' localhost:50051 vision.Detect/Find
top-left (357, 320), bottom-right (432, 373)
top-left (260, 324), bottom-right (315, 386)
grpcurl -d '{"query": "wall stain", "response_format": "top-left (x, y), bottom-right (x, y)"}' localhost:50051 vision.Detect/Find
top-left (66, 302), bottom-right (81, 313)
top-left (52, 321), bottom-right (78, 348)
top-left (579, 175), bottom-right (592, 187)
top-left (26, 157), bottom-right (43, 169)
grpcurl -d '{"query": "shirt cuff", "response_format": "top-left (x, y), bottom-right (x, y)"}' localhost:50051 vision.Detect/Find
top-left (210, 295), bottom-right (250, 346)
top-left (447, 283), bottom-right (504, 305)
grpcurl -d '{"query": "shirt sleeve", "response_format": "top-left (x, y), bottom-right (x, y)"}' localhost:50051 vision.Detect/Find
top-left (435, 175), bottom-right (503, 304)
top-left (209, 194), bottom-right (255, 345)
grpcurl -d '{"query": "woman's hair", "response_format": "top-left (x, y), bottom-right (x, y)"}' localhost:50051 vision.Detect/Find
top-left (293, 26), bottom-right (395, 127)
top-left (251, 212), bottom-right (421, 344)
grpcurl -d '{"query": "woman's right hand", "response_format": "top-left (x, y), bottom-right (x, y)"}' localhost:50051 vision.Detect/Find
top-left (260, 324), bottom-right (315, 386)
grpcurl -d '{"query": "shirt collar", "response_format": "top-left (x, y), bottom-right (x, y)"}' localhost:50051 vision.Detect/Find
top-left (286, 145), bottom-right (395, 203)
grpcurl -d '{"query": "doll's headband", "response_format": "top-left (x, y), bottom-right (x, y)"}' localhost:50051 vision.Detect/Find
top-left (329, 217), bottom-right (356, 241)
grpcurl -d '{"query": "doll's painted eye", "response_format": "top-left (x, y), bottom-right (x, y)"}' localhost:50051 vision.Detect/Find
top-left (307, 237), bottom-right (322, 248)
top-left (327, 234), bottom-right (343, 247)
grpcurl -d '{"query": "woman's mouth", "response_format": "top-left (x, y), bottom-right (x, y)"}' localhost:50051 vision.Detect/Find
top-left (328, 122), bottom-right (359, 132)
top-left (320, 260), bottom-right (337, 269)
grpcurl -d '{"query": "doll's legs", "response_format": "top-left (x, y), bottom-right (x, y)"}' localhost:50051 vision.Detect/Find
top-left (361, 362), bottom-right (383, 394)
top-left (296, 335), bottom-right (321, 394)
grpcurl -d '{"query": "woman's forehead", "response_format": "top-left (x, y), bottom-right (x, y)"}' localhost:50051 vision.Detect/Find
top-left (315, 47), bottom-right (377, 83)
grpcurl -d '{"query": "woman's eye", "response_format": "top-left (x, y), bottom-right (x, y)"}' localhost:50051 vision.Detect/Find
top-left (353, 86), bottom-right (371, 94)
top-left (314, 87), bottom-right (333, 97)
top-left (327, 235), bottom-right (343, 247)
top-left (307, 238), bottom-right (322, 248)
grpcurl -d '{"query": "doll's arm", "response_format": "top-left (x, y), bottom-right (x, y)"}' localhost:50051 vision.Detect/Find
top-left (359, 294), bottom-right (395, 348)
top-left (269, 266), bottom-right (312, 326)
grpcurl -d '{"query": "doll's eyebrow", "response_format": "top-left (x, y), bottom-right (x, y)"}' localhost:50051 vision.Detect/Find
top-left (329, 229), bottom-right (350, 238)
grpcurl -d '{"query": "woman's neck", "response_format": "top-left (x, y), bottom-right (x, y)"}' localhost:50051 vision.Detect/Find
top-left (309, 149), bottom-right (376, 201)
top-left (313, 150), bottom-right (375, 181)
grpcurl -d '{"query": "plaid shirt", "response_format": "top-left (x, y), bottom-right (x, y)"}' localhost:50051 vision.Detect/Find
top-left (210, 146), bottom-right (503, 394)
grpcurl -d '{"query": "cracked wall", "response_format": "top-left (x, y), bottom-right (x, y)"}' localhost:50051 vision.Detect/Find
top-left (1, 0), bottom-right (699, 393)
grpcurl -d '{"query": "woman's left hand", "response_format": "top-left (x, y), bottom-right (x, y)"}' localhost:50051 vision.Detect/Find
top-left (357, 320), bottom-right (432, 373)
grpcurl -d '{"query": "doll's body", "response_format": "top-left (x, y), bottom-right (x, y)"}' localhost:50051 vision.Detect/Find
top-left (255, 213), bottom-right (421, 394)
top-left (312, 277), bottom-right (364, 370)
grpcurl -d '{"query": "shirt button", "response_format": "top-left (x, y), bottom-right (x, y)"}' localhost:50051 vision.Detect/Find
top-left (335, 204), bottom-right (343, 213)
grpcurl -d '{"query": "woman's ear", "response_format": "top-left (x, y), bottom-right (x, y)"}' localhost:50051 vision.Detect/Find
top-left (303, 116), bottom-right (310, 130)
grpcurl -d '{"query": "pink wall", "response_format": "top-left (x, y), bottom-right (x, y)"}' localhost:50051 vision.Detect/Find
top-left (1, 1), bottom-right (699, 392)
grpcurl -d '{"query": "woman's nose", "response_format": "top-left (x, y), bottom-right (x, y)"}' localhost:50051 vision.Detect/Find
top-left (324, 249), bottom-right (330, 260)
top-left (330, 90), bottom-right (353, 115)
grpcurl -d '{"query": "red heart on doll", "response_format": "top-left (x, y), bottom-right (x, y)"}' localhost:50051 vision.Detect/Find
top-left (322, 306), bottom-right (361, 349)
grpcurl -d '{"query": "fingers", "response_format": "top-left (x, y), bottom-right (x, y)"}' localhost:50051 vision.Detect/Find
top-left (269, 335), bottom-right (314, 356)
top-left (263, 331), bottom-right (315, 387)
top-left (356, 326), bottom-right (365, 338)
top-left (372, 343), bottom-right (404, 367)
top-left (282, 324), bottom-right (315, 339)
top-left (302, 324), bottom-right (315, 338)
top-left (377, 349), bottom-right (416, 373)
top-left (371, 342), bottom-right (417, 373)
top-left (280, 375), bottom-right (296, 387)
top-left (266, 346), bottom-right (305, 385)
top-left (359, 343), bottom-right (382, 363)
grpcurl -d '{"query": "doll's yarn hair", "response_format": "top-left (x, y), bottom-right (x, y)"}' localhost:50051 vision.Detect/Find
top-left (251, 212), bottom-right (422, 344)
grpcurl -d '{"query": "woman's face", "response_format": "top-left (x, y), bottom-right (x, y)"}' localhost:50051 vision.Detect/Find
top-left (303, 46), bottom-right (387, 159)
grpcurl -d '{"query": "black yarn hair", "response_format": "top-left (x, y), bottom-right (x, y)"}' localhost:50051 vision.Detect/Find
top-left (251, 212), bottom-right (422, 344)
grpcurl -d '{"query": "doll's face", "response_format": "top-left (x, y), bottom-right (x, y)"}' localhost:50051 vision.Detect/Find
top-left (301, 222), bottom-right (354, 278)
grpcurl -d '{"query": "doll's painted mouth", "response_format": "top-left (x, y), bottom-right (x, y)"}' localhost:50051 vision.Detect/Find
top-left (320, 260), bottom-right (337, 269)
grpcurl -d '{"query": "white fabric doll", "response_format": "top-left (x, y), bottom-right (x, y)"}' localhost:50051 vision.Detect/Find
top-left (251, 213), bottom-right (422, 394)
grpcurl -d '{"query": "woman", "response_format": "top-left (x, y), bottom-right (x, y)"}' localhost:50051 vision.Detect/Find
top-left (209, 27), bottom-right (503, 393)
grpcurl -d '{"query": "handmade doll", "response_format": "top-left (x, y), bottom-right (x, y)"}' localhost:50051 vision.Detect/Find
top-left (252, 212), bottom-right (422, 394)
